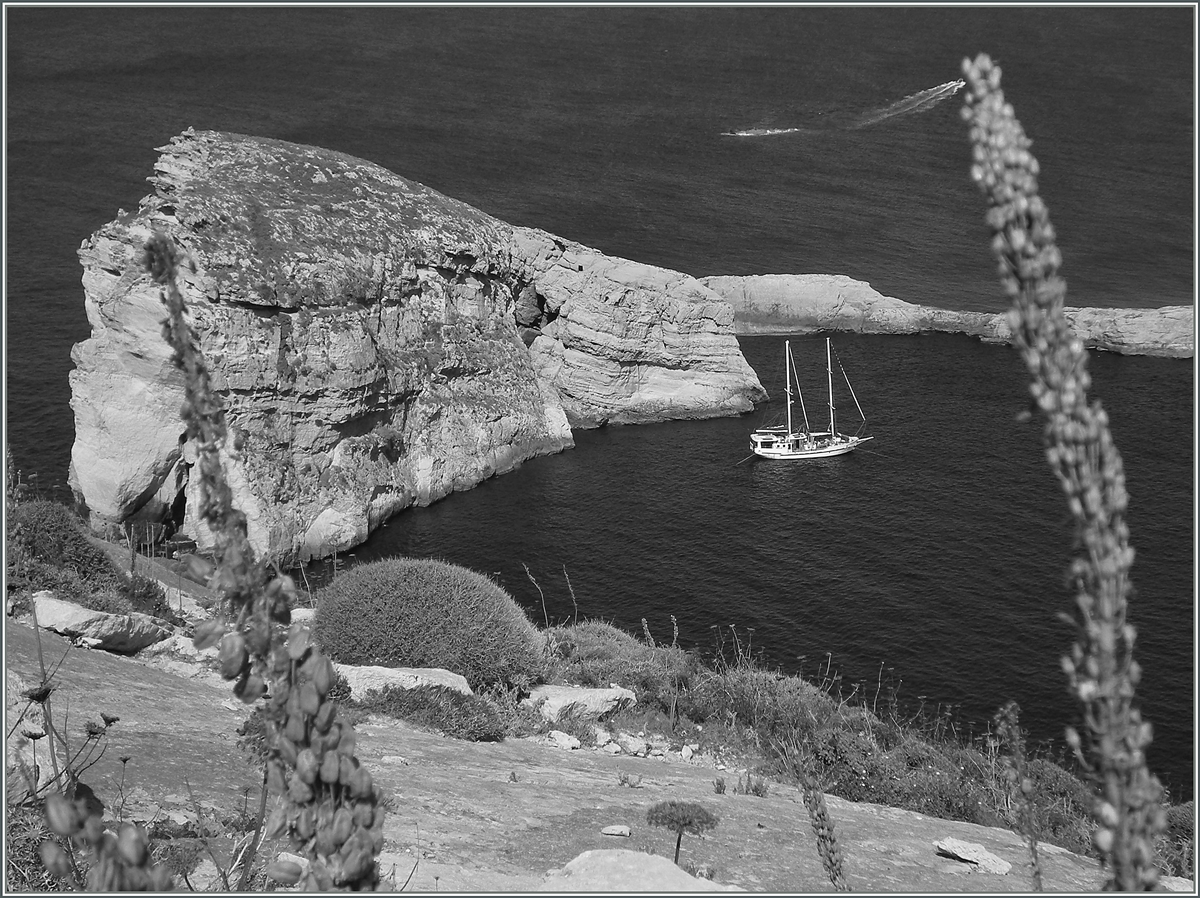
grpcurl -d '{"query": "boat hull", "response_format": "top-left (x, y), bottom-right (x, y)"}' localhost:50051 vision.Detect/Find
top-left (750, 432), bottom-right (873, 460)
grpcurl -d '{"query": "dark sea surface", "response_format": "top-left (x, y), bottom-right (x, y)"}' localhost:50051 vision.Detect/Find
top-left (5, 8), bottom-right (1195, 791)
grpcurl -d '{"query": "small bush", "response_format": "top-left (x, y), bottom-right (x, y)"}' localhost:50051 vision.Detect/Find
top-left (356, 684), bottom-right (507, 742)
top-left (314, 557), bottom-right (546, 691)
top-left (546, 620), bottom-right (696, 713)
top-left (9, 501), bottom-right (120, 586)
top-left (1158, 801), bottom-right (1195, 878)
top-left (680, 665), bottom-right (839, 744)
top-left (124, 574), bottom-right (182, 626)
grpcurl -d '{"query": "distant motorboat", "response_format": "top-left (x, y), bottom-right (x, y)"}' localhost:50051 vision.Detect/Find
top-left (750, 337), bottom-right (873, 460)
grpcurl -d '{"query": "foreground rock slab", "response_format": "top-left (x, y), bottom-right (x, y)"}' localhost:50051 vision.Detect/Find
top-left (539, 848), bottom-right (743, 891)
top-left (34, 592), bottom-right (171, 654)
top-left (7, 620), bottom-right (1108, 893)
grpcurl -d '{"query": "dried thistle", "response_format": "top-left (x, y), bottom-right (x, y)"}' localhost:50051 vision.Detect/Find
top-left (961, 53), bottom-right (1165, 891)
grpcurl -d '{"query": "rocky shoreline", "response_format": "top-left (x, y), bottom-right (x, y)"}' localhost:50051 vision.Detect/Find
top-left (703, 273), bottom-right (1195, 359)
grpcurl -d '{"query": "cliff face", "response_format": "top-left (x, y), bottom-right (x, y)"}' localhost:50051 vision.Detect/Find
top-left (703, 274), bottom-right (1195, 359)
top-left (69, 129), bottom-right (764, 563)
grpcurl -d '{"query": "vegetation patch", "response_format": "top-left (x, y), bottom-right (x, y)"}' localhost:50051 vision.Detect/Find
top-left (355, 684), bottom-right (507, 742)
top-left (314, 556), bottom-right (545, 691)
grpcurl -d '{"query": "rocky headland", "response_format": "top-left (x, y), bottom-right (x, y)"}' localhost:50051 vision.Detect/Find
top-left (702, 273), bottom-right (1195, 358)
top-left (69, 129), bottom-right (765, 564)
top-left (68, 130), bottom-right (1191, 566)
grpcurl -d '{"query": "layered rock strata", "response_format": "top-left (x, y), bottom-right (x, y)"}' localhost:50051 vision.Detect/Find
top-left (703, 274), bottom-right (1194, 359)
top-left (69, 129), bottom-right (765, 563)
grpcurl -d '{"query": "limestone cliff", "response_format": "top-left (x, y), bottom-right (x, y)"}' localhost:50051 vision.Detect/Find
top-left (69, 129), bottom-right (765, 564)
top-left (703, 274), bottom-right (1194, 359)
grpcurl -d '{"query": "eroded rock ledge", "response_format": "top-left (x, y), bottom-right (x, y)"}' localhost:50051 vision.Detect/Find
top-left (702, 274), bottom-right (1194, 359)
top-left (69, 129), bottom-right (765, 564)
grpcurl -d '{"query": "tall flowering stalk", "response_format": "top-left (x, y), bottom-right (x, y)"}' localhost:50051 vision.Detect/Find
top-left (141, 232), bottom-right (384, 890)
top-left (960, 54), bottom-right (1165, 890)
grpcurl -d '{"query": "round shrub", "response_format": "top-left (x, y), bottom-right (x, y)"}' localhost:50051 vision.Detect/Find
top-left (313, 557), bottom-right (545, 690)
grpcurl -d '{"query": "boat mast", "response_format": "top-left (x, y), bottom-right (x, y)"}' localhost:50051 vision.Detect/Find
top-left (785, 340), bottom-right (793, 435)
top-left (826, 337), bottom-right (836, 437)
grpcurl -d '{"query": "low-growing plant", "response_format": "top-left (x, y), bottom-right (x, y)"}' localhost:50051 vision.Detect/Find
top-left (733, 771), bottom-right (770, 798)
top-left (355, 684), bottom-right (507, 742)
top-left (314, 557), bottom-right (545, 691)
top-left (616, 772), bottom-right (643, 789)
top-left (713, 777), bottom-right (726, 795)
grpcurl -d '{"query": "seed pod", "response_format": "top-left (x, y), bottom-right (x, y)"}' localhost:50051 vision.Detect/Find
top-left (218, 633), bottom-right (248, 681)
top-left (288, 774), bottom-right (314, 805)
top-left (116, 824), bottom-right (147, 866)
top-left (352, 800), bottom-right (375, 829)
top-left (235, 671), bottom-right (267, 704)
top-left (337, 725), bottom-right (357, 757)
top-left (320, 750), bottom-right (341, 785)
top-left (38, 841), bottom-right (74, 880)
top-left (339, 755), bottom-right (357, 787)
top-left (263, 806), bottom-right (288, 841)
top-left (192, 619), bottom-right (226, 651)
top-left (312, 655), bottom-right (335, 698)
top-left (331, 808), bottom-right (354, 847)
top-left (245, 617), bottom-right (271, 657)
top-left (338, 845), bottom-right (373, 884)
top-left (265, 860), bottom-right (304, 885)
top-left (294, 807), bottom-right (316, 841)
top-left (313, 702), bottom-right (337, 733)
top-left (287, 624), bottom-right (312, 660)
top-left (295, 749), bottom-right (319, 785)
top-left (285, 714), bottom-right (307, 745)
top-left (349, 767), bottom-right (374, 800)
top-left (299, 682), bottom-right (321, 717)
top-left (314, 826), bottom-right (337, 859)
top-left (44, 792), bottom-right (83, 836)
top-left (276, 735), bottom-right (299, 767)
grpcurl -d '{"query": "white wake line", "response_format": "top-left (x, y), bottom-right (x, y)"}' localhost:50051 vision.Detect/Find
top-left (722, 79), bottom-right (966, 138)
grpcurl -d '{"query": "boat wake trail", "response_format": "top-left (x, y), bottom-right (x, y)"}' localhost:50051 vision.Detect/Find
top-left (849, 78), bottom-right (965, 129)
top-left (722, 126), bottom-right (807, 138)
top-left (721, 79), bottom-right (965, 138)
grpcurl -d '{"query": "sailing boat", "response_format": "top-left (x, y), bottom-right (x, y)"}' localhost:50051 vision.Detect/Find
top-left (749, 337), bottom-right (873, 460)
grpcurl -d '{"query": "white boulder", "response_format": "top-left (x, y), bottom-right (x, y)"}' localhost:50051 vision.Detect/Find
top-left (331, 663), bottom-right (473, 701)
top-left (523, 684), bottom-right (636, 722)
top-left (34, 592), bottom-right (171, 654)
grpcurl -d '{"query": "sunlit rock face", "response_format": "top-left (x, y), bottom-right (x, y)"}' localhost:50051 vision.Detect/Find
top-left (703, 273), bottom-right (1194, 358)
top-left (69, 129), bottom-right (764, 563)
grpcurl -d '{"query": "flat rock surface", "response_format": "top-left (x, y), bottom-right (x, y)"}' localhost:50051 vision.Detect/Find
top-left (5, 620), bottom-right (1104, 892)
